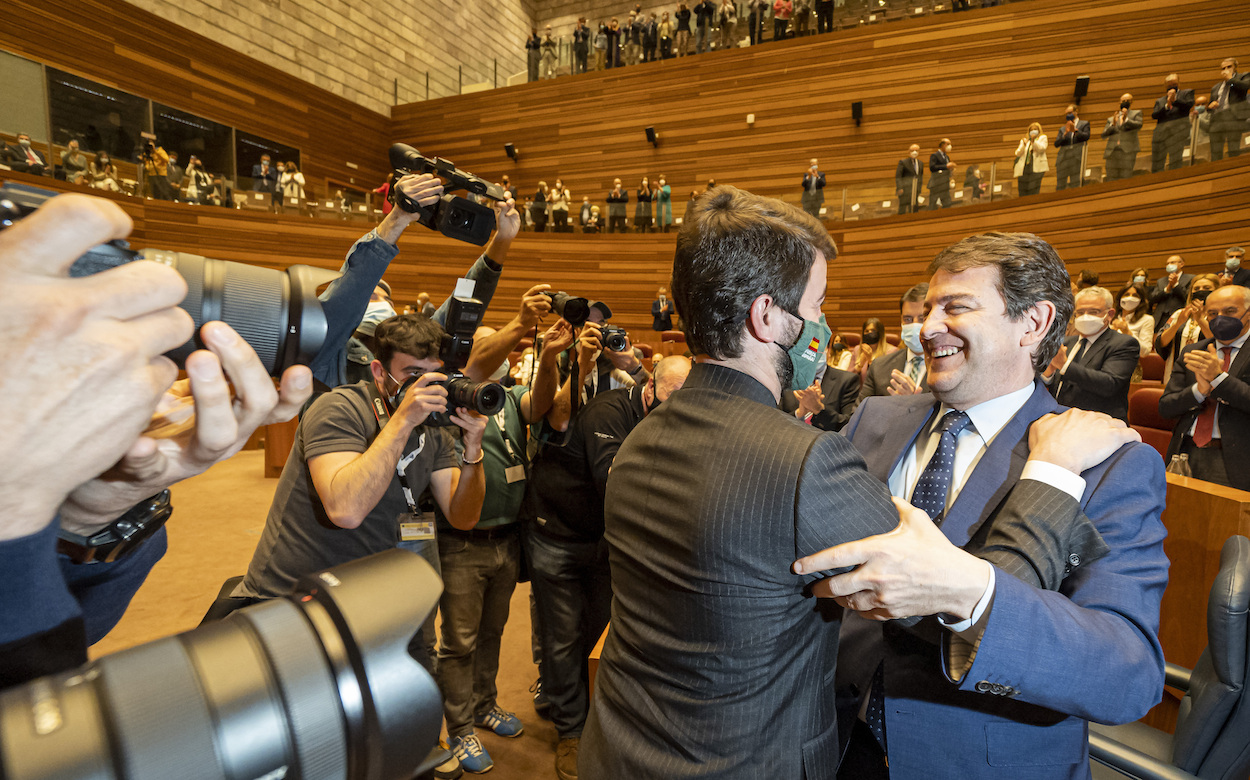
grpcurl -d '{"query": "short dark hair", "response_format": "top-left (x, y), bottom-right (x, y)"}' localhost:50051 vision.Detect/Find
top-left (927, 232), bottom-right (1073, 372)
top-left (373, 314), bottom-right (445, 370)
top-left (900, 283), bottom-right (928, 309)
top-left (671, 186), bottom-right (836, 360)
top-left (1078, 268), bottom-right (1100, 288)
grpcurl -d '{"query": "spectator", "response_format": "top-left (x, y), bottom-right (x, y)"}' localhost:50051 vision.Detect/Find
top-left (963, 163), bottom-right (985, 201)
top-left (165, 151), bottom-right (184, 199)
top-left (816, 0), bottom-right (834, 33)
top-left (851, 316), bottom-right (892, 382)
top-left (1112, 282), bottom-right (1156, 357)
top-left (829, 333), bottom-right (853, 371)
top-left (549, 178), bottom-right (571, 233)
top-left (374, 172), bottom-right (395, 216)
top-left (606, 18), bottom-right (623, 68)
top-left (858, 283), bottom-right (928, 403)
top-left (540, 25), bottom-right (558, 79)
top-left (593, 22), bottom-right (608, 70)
top-left (1041, 286), bottom-right (1140, 422)
top-left (185, 157), bottom-right (213, 204)
top-left (250, 153), bottom-right (277, 194)
top-left (530, 181), bottom-right (549, 232)
top-left (572, 17), bottom-right (590, 74)
top-left (655, 174), bottom-right (673, 232)
top-left (279, 161), bottom-right (305, 201)
top-left (606, 178), bottom-right (628, 233)
top-left (781, 359), bottom-right (861, 432)
top-left (718, 0), bottom-right (738, 49)
top-left (642, 12), bottom-right (659, 62)
top-left (88, 151), bottom-right (119, 192)
top-left (800, 158), bottom-right (825, 218)
top-left (583, 204), bottom-right (603, 233)
top-left (635, 176), bottom-right (654, 233)
top-left (526, 28), bottom-right (541, 82)
top-left (1149, 254), bottom-right (1194, 334)
top-left (622, 12), bottom-right (642, 66)
top-left (927, 137), bottom-right (955, 208)
top-left (1151, 73), bottom-right (1195, 172)
top-left (895, 143), bottom-right (924, 214)
top-left (793, 0), bottom-right (812, 36)
top-left (416, 292), bottom-right (436, 317)
top-left (1013, 122), bottom-right (1048, 197)
top-left (2, 132), bottom-right (47, 175)
top-left (674, 4), bottom-right (691, 57)
top-left (1102, 93), bottom-right (1144, 182)
top-left (772, 0), bottom-right (792, 41)
top-left (652, 286), bottom-right (675, 331)
top-left (1221, 246), bottom-right (1249, 287)
top-left (1130, 266), bottom-right (1151, 287)
top-left (579, 195), bottom-right (593, 227)
top-left (59, 140), bottom-right (89, 185)
top-left (658, 12), bottom-right (674, 59)
top-left (1190, 95), bottom-right (1213, 164)
top-left (501, 174), bottom-right (518, 202)
top-left (1155, 273), bottom-right (1218, 385)
top-left (1209, 57), bottom-right (1250, 161)
top-left (1054, 104), bottom-right (1091, 190)
top-left (747, 0), bottom-right (768, 45)
top-left (143, 140), bottom-right (175, 201)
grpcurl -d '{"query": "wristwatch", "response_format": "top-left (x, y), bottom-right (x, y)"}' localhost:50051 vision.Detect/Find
top-left (57, 490), bottom-right (173, 564)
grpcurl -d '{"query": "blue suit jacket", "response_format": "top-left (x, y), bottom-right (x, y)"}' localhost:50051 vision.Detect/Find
top-left (839, 380), bottom-right (1169, 779)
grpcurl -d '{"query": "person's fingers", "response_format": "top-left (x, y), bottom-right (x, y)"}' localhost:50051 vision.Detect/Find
top-left (183, 349), bottom-right (239, 457)
top-left (0, 193), bottom-right (132, 276)
top-left (268, 366), bottom-right (313, 425)
top-left (200, 321), bottom-right (283, 432)
top-left (413, 372), bottom-right (448, 388)
top-left (524, 283), bottom-right (552, 296)
top-left (792, 539), bottom-right (871, 575)
top-left (111, 305), bottom-right (196, 363)
top-left (79, 260), bottom-right (190, 324)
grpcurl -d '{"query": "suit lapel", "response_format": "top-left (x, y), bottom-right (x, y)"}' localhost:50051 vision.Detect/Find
top-left (1227, 338), bottom-right (1250, 378)
top-left (862, 397), bottom-right (937, 483)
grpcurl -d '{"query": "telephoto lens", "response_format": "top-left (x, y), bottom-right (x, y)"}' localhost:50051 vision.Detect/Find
top-left (425, 373), bottom-right (506, 427)
top-left (542, 291), bottom-right (590, 328)
top-left (0, 549), bottom-right (444, 780)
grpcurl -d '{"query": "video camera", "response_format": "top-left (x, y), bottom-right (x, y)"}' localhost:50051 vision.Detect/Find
top-left (0, 182), bottom-right (328, 376)
top-left (388, 143), bottom-right (507, 246)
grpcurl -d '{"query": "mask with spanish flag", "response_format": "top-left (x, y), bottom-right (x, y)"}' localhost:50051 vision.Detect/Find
top-left (784, 313), bottom-right (832, 392)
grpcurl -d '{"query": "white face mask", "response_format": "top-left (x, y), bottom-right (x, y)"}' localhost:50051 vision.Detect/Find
top-left (1120, 297), bottom-right (1140, 312)
top-left (1165, 263), bottom-right (1179, 274)
top-left (909, 150), bottom-right (919, 159)
top-left (1074, 314), bottom-right (1107, 336)
top-left (1228, 258), bottom-right (1243, 270)
top-left (18, 139), bottom-right (31, 148)
top-left (1029, 129), bottom-right (1039, 138)
top-left (900, 322), bottom-right (923, 354)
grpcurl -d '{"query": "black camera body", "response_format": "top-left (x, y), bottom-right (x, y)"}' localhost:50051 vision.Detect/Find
top-left (388, 143), bottom-right (506, 246)
top-left (396, 294), bottom-right (505, 426)
top-left (542, 291), bottom-right (591, 328)
top-left (600, 325), bottom-right (629, 352)
top-left (0, 182), bottom-right (328, 376)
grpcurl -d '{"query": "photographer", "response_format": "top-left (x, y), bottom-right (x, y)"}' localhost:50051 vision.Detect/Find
top-left (0, 193), bottom-right (312, 687)
top-left (547, 312), bottom-right (651, 432)
top-left (141, 139), bottom-right (175, 201)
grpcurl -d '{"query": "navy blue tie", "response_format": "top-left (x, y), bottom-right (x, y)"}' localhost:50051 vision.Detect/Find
top-left (910, 410), bottom-right (972, 525)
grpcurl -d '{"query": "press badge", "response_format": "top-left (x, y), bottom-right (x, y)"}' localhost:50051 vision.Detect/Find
top-left (400, 513), bottom-right (436, 541)
top-left (505, 465), bottom-right (526, 484)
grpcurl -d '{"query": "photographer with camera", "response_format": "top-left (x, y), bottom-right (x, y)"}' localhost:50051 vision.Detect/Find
top-left (0, 193), bottom-right (312, 687)
top-left (140, 138), bottom-right (175, 201)
top-left (546, 310), bottom-right (651, 432)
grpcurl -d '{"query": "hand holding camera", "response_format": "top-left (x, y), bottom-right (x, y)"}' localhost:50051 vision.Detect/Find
top-left (518, 283), bottom-right (554, 329)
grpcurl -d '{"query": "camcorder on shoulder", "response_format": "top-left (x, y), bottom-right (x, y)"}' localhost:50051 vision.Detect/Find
top-left (388, 143), bottom-right (507, 246)
top-left (0, 182), bottom-right (328, 377)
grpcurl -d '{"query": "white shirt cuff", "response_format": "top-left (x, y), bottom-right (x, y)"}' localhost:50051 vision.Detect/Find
top-left (1210, 372), bottom-right (1229, 391)
top-left (1192, 384), bottom-right (1207, 403)
top-left (939, 562), bottom-right (995, 635)
top-left (1018, 460), bottom-right (1087, 501)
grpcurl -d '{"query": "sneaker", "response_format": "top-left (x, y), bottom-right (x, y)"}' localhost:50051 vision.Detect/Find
top-left (433, 740), bottom-right (464, 779)
top-left (555, 737), bottom-right (579, 780)
top-left (530, 678), bottom-right (552, 720)
top-left (474, 705), bottom-right (525, 738)
top-left (451, 734), bottom-right (493, 775)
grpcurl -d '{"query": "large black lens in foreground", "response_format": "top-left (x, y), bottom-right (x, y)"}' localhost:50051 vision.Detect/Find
top-left (0, 549), bottom-right (443, 780)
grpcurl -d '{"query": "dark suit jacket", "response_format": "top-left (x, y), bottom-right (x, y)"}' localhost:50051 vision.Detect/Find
top-left (839, 382), bottom-right (1168, 778)
top-left (802, 171), bottom-right (826, 191)
top-left (651, 298), bottom-right (674, 330)
top-left (858, 347), bottom-right (928, 404)
top-left (1048, 329), bottom-right (1140, 422)
top-left (2, 142), bottom-right (47, 173)
top-left (1054, 118), bottom-right (1092, 157)
top-left (1102, 109), bottom-right (1144, 157)
top-left (895, 156), bottom-right (923, 195)
top-left (928, 150), bottom-right (951, 190)
top-left (580, 363), bottom-right (899, 779)
top-left (1159, 336), bottom-right (1250, 491)
top-left (1225, 266), bottom-right (1250, 287)
top-left (1148, 272), bottom-right (1194, 334)
top-left (251, 164), bottom-right (277, 192)
top-left (1210, 72), bottom-right (1250, 121)
top-left (1152, 89), bottom-right (1196, 129)
top-left (780, 365), bottom-right (861, 431)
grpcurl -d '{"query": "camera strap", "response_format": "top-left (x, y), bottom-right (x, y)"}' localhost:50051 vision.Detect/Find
top-left (362, 379), bottom-right (423, 517)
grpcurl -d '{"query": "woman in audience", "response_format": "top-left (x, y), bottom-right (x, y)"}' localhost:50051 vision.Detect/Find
top-left (530, 181), bottom-right (549, 232)
top-left (185, 158), bottom-right (213, 204)
top-left (773, 0), bottom-right (793, 41)
top-left (1129, 266), bottom-right (1151, 287)
top-left (374, 173), bottom-right (395, 216)
top-left (659, 12), bottom-right (674, 58)
top-left (635, 177), bottom-right (654, 233)
top-left (852, 317), bottom-right (892, 380)
top-left (540, 27), bottom-right (558, 79)
top-left (1155, 272), bottom-right (1218, 384)
top-left (1013, 121), bottom-right (1048, 197)
top-left (675, 4), bottom-right (692, 56)
top-left (583, 205), bottom-right (603, 233)
top-left (829, 334), bottom-right (853, 372)
top-left (1111, 282), bottom-right (1155, 357)
top-left (656, 175), bottom-right (673, 232)
top-left (88, 151), bottom-right (119, 192)
top-left (594, 23), bottom-right (608, 70)
top-left (280, 161), bottom-right (305, 201)
top-left (550, 178), bottom-right (571, 232)
top-left (606, 18), bottom-right (622, 68)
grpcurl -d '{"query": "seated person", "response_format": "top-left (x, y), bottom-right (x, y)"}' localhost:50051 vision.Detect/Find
top-left (3, 133), bottom-right (47, 175)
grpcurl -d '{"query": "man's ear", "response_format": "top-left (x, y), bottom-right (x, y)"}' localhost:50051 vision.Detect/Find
top-left (370, 359), bottom-right (386, 383)
top-left (745, 294), bottom-right (781, 345)
top-left (1019, 300), bottom-right (1057, 350)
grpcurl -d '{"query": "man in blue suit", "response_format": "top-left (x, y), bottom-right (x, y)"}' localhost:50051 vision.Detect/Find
top-left (795, 232), bottom-right (1169, 779)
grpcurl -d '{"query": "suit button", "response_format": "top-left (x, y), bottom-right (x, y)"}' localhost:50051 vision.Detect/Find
top-left (990, 683), bottom-right (1006, 695)
top-left (975, 681), bottom-right (992, 693)
top-left (1068, 553), bottom-right (1081, 567)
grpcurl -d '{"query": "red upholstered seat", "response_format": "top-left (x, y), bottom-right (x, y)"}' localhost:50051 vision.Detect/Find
top-left (1139, 353), bottom-right (1165, 382)
top-left (841, 333), bottom-right (862, 348)
top-left (635, 343), bottom-right (655, 359)
top-left (1128, 387), bottom-right (1174, 460)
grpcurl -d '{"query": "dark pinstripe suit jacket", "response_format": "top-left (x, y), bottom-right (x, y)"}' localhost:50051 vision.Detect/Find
top-left (580, 363), bottom-right (899, 779)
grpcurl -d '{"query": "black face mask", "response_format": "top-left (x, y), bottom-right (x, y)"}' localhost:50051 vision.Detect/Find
top-left (1120, 100), bottom-right (1131, 109)
top-left (1065, 113), bottom-right (1076, 121)
top-left (862, 330), bottom-right (882, 346)
top-left (1192, 289), bottom-right (1212, 304)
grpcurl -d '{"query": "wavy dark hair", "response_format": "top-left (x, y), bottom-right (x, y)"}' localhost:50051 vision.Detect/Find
top-left (373, 313), bottom-right (445, 371)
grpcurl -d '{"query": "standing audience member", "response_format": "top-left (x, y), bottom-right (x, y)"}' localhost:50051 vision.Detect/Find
top-left (816, 0), bottom-right (834, 33)
top-left (1043, 286), bottom-right (1141, 421)
top-left (801, 158), bottom-right (825, 218)
top-left (674, 4), bottom-right (692, 57)
top-left (416, 292), bottom-right (437, 318)
top-left (1208, 57), bottom-right (1250, 161)
top-left (60, 140), bottom-right (89, 184)
top-left (963, 164), bottom-right (985, 202)
top-left (1156, 274), bottom-right (1218, 385)
top-left (694, 0), bottom-right (716, 54)
top-left (622, 13), bottom-right (641, 66)
top-left (185, 157), bottom-right (213, 204)
top-left (579, 195), bottom-right (593, 228)
top-left (858, 284), bottom-right (929, 403)
top-left (607, 19), bottom-right (623, 68)
top-left (772, 0), bottom-right (792, 41)
top-left (635, 177), bottom-right (654, 233)
top-left (1014, 122), bottom-right (1048, 196)
top-left (793, 0), bottom-right (812, 36)
top-left (658, 12), bottom-right (674, 58)
top-left (501, 174), bottom-right (518, 203)
top-left (541, 26), bottom-right (558, 79)
top-left (684, 189), bottom-right (700, 223)
top-left (1151, 73), bottom-right (1195, 172)
top-left (526, 29), bottom-right (542, 81)
top-left (374, 173), bottom-right (395, 216)
top-left (1102, 93), bottom-right (1143, 181)
top-left (549, 178), bottom-right (571, 233)
top-left (851, 316), bottom-right (892, 383)
top-left (1159, 285), bottom-right (1250, 490)
top-left (3, 132), bottom-right (47, 175)
top-left (1190, 95), bottom-right (1214, 163)
top-left (251, 153), bottom-right (277, 194)
top-left (1112, 282), bottom-right (1156, 357)
top-left (1054, 104), bottom-right (1091, 190)
top-left (652, 286), bottom-right (675, 332)
top-left (1220, 246), bottom-right (1249, 287)
top-left (747, 0), bottom-right (768, 45)
top-left (607, 178), bottom-right (629, 233)
top-left (593, 23), bottom-right (608, 70)
top-left (572, 18), bottom-right (590, 74)
top-left (1130, 267), bottom-right (1151, 287)
top-left (655, 174), bottom-right (673, 232)
top-left (928, 137), bottom-right (955, 209)
top-left (144, 140), bottom-right (175, 201)
top-left (530, 181), bottom-right (550, 232)
top-left (642, 13), bottom-right (659, 62)
top-left (718, 0), bottom-right (738, 49)
top-left (1149, 254), bottom-right (1194, 334)
top-left (165, 152), bottom-right (185, 199)
top-left (895, 144), bottom-right (924, 214)
top-left (280, 161), bottom-right (305, 202)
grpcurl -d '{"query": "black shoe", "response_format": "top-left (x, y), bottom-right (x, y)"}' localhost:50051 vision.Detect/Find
top-left (531, 677), bottom-right (553, 720)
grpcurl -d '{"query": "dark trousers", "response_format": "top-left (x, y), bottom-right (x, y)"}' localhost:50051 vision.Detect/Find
top-left (928, 186), bottom-right (951, 209)
top-left (398, 536), bottom-right (442, 675)
top-left (748, 14), bottom-right (764, 44)
top-left (642, 42), bottom-right (656, 61)
top-left (838, 719), bottom-right (890, 780)
top-left (774, 18), bottom-right (789, 40)
top-left (1055, 147), bottom-right (1084, 190)
top-left (1151, 121), bottom-right (1188, 172)
top-left (1180, 438), bottom-right (1231, 488)
top-left (1018, 172), bottom-right (1043, 196)
top-left (660, 36), bottom-right (673, 58)
top-left (552, 209), bottom-right (569, 232)
top-left (527, 50), bottom-right (540, 81)
top-left (801, 191), bottom-right (824, 218)
top-left (524, 529), bottom-right (612, 739)
top-left (897, 184), bottom-right (920, 214)
top-left (635, 215), bottom-right (652, 232)
top-left (1209, 114), bottom-right (1245, 160)
top-left (573, 46), bottom-right (588, 73)
top-left (817, 1), bottom-right (834, 32)
top-left (608, 215), bottom-right (627, 233)
top-left (1105, 149), bottom-right (1136, 181)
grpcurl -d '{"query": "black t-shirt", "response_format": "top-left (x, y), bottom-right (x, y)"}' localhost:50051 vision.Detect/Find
top-left (523, 386), bottom-right (646, 542)
top-left (236, 382), bottom-right (456, 599)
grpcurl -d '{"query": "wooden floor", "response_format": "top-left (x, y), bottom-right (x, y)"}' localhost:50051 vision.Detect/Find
top-left (92, 450), bottom-right (559, 780)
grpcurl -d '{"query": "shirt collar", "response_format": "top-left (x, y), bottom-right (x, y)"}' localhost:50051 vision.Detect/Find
top-left (1218, 328), bottom-right (1249, 351)
top-left (932, 381), bottom-right (1035, 448)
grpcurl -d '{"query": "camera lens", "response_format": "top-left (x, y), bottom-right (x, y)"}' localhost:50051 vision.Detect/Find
top-left (445, 376), bottom-right (506, 417)
top-left (603, 329), bottom-right (629, 352)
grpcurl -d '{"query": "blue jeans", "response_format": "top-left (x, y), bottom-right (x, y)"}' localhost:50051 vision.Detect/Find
top-left (398, 536), bottom-right (441, 674)
top-left (524, 528), bottom-right (612, 739)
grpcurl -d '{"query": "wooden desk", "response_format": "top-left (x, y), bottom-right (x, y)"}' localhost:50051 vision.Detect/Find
top-left (263, 417), bottom-right (298, 478)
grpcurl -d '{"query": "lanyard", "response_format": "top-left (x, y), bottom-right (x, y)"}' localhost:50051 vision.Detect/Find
top-left (364, 379), bottom-right (424, 515)
top-left (494, 399), bottom-right (522, 462)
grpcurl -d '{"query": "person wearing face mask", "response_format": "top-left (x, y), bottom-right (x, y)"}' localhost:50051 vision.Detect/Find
top-left (895, 144), bottom-right (924, 214)
top-left (606, 177), bottom-right (629, 233)
top-left (1220, 245), bottom-right (1249, 287)
top-left (656, 174), bottom-right (673, 232)
top-left (1189, 94), bottom-right (1214, 163)
top-left (1151, 73), bottom-right (1195, 172)
top-left (184, 156), bottom-right (213, 204)
top-left (1208, 57), bottom-right (1250, 161)
top-left (579, 187), bottom-right (900, 780)
top-left (2, 132), bottom-right (47, 176)
top-left (1053, 104), bottom-right (1090, 190)
top-left (88, 150), bottom-right (119, 192)
top-left (1111, 282), bottom-right (1155, 357)
top-left (60, 139), bottom-right (89, 185)
top-left (1013, 122), bottom-right (1049, 197)
top-left (1042, 286), bottom-right (1140, 421)
top-left (1102, 93), bottom-right (1143, 181)
top-left (635, 176), bottom-right (654, 233)
top-left (801, 158), bottom-right (825, 219)
top-left (1148, 254), bottom-right (1194, 334)
top-left (1160, 285), bottom-right (1250, 490)
top-left (859, 284), bottom-right (929, 404)
top-left (852, 316), bottom-right (893, 382)
top-left (927, 138), bottom-right (956, 209)
top-left (1156, 273), bottom-right (1219, 385)
top-left (1129, 267), bottom-right (1151, 288)
top-left (250, 153), bottom-right (277, 193)
top-left (652, 286), bottom-right (676, 331)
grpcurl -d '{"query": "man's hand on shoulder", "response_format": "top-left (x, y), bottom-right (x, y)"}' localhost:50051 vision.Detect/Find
top-left (1027, 410), bottom-right (1141, 475)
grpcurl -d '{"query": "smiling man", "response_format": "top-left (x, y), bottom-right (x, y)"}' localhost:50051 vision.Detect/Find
top-left (796, 232), bottom-right (1169, 779)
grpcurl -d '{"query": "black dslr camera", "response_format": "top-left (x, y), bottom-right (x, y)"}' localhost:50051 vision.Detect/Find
top-left (600, 325), bottom-right (630, 352)
top-left (388, 143), bottom-right (507, 246)
top-left (541, 291), bottom-right (591, 328)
